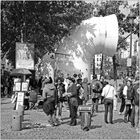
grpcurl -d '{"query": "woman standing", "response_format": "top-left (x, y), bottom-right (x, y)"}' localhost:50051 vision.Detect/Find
top-left (55, 77), bottom-right (65, 122)
top-left (42, 77), bottom-right (58, 126)
top-left (123, 78), bottom-right (135, 127)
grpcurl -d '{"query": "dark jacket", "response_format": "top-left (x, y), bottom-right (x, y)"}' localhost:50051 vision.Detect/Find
top-left (55, 83), bottom-right (65, 98)
top-left (127, 85), bottom-right (134, 100)
top-left (91, 80), bottom-right (102, 99)
top-left (43, 83), bottom-right (58, 104)
top-left (133, 83), bottom-right (139, 106)
top-left (119, 84), bottom-right (125, 98)
top-left (67, 83), bottom-right (78, 106)
top-left (29, 89), bottom-right (38, 103)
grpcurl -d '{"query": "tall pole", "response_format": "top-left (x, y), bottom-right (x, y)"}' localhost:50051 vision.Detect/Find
top-left (129, 30), bottom-right (132, 77)
top-left (130, 28), bottom-right (132, 58)
top-left (100, 54), bottom-right (103, 76)
top-left (93, 55), bottom-right (95, 77)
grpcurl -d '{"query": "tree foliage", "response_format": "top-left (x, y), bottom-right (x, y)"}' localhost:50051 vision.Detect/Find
top-left (1, 1), bottom-right (94, 65)
top-left (1, 0), bottom-right (139, 68)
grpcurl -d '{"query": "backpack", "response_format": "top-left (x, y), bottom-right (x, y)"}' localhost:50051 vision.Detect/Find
top-left (133, 83), bottom-right (140, 106)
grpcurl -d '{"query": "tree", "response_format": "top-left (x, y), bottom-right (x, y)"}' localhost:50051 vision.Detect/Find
top-left (1, 1), bottom-right (95, 66)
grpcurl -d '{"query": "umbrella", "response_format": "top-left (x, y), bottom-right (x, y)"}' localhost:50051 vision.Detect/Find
top-left (10, 68), bottom-right (32, 76)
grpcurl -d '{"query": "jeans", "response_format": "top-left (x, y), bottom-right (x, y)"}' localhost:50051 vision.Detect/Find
top-left (124, 104), bottom-right (132, 122)
top-left (135, 105), bottom-right (140, 128)
top-left (104, 98), bottom-right (113, 123)
top-left (56, 102), bottom-right (63, 117)
top-left (68, 100), bottom-right (78, 124)
top-left (92, 98), bottom-right (99, 112)
top-left (119, 97), bottom-right (125, 113)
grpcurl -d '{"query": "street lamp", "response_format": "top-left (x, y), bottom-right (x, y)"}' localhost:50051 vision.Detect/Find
top-left (127, 10), bottom-right (136, 77)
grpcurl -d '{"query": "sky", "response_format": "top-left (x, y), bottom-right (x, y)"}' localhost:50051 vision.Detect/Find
top-left (84, 0), bottom-right (139, 5)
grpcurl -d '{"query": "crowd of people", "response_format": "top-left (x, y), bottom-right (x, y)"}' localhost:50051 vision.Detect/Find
top-left (35, 73), bottom-right (139, 132)
top-left (2, 72), bottom-right (139, 131)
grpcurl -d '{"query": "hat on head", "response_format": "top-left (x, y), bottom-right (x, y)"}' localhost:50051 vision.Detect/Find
top-left (127, 77), bottom-right (132, 82)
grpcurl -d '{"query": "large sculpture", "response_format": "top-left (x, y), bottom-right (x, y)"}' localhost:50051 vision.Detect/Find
top-left (55, 14), bottom-right (118, 80)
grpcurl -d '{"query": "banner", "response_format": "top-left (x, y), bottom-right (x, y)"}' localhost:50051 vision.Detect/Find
top-left (16, 42), bottom-right (34, 70)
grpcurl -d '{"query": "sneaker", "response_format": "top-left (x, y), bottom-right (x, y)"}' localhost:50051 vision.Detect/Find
top-left (105, 121), bottom-right (108, 124)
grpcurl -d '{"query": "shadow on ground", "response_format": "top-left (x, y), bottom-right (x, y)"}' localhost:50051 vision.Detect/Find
top-left (113, 118), bottom-right (124, 124)
top-left (90, 125), bottom-right (102, 129)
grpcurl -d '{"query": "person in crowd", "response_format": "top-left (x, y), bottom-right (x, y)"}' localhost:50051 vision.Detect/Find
top-left (38, 76), bottom-right (43, 95)
top-left (132, 77), bottom-right (139, 130)
top-left (73, 74), bottom-right (78, 84)
top-left (82, 77), bottom-right (90, 104)
top-left (55, 77), bottom-right (65, 122)
top-left (118, 79), bottom-right (127, 115)
top-left (123, 78), bottom-right (135, 127)
top-left (77, 78), bottom-right (84, 105)
top-left (24, 91), bottom-right (30, 110)
top-left (42, 77), bottom-right (58, 126)
top-left (1, 76), bottom-right (5, 97)
top-left (78, 73), bottom-right (82, 79)
top-left (91, 75), bottom-right (102, 113)
top-left (7, 77), bottom-right (13, 97)
top-left (101, 81), bottom-right (117, 124)
top-left (29, 86), bottom-right (38, 110)
top-left (63, 77), bottom-right (78, 126)
top-left (100, 76), bottom-right (106, 88)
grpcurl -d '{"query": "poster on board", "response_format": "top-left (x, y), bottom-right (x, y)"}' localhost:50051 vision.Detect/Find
top-left (16, 42), bottom-right (34, 70)
top-left (16, 92), bottom-right (24, 110)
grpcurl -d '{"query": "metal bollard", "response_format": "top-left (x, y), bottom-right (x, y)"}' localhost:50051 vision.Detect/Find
top-left (12, 110), bottom-right (22, 131)
top-left (18, 105), bottom-right (24, 121)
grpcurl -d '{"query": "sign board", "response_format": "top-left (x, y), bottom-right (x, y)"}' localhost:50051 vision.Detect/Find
top-left (22, 82), bottom-right (28, 92)
top-left (127, 58), bottom-right (132, 67)
top-left (16, 42), bottom-right (34, 70)
top-left (14, 82), bottom-right (21, 92)
top-left (16, 92), bottom-right (24, 110)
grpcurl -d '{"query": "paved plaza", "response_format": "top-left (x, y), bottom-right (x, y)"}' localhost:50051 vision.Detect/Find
top-left (1, 97), bottom-right (139, 139)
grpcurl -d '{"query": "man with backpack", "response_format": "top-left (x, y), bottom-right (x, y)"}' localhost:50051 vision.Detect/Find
top-left (91, 75), bottom-right (102, 113)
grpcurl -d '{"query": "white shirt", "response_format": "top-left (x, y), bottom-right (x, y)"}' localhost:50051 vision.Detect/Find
top-left (101, 84), bottom-right (117, 99)
top-left (123, 85), bottom-right (127, 97)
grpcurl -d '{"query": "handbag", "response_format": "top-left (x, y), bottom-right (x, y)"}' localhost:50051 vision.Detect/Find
top-left (101, 86), bottom-right (111, 104)
top-left (125, 99), bottom-right (131, 105)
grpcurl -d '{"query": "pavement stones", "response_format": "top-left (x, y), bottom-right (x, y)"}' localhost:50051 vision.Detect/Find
top-left (1, 97), bottom-right (139, 139)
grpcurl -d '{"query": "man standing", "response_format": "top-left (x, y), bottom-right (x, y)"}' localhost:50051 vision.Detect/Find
top-left (101, 82), bottom-right (117, 124)
top-left (91, 75), bottom-right (102, 113)
top-left (63, 77), bottom-right (78, 126)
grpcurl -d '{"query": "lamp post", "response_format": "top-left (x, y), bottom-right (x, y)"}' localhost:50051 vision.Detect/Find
top-left (127, 10), bottom-right (136, 77)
